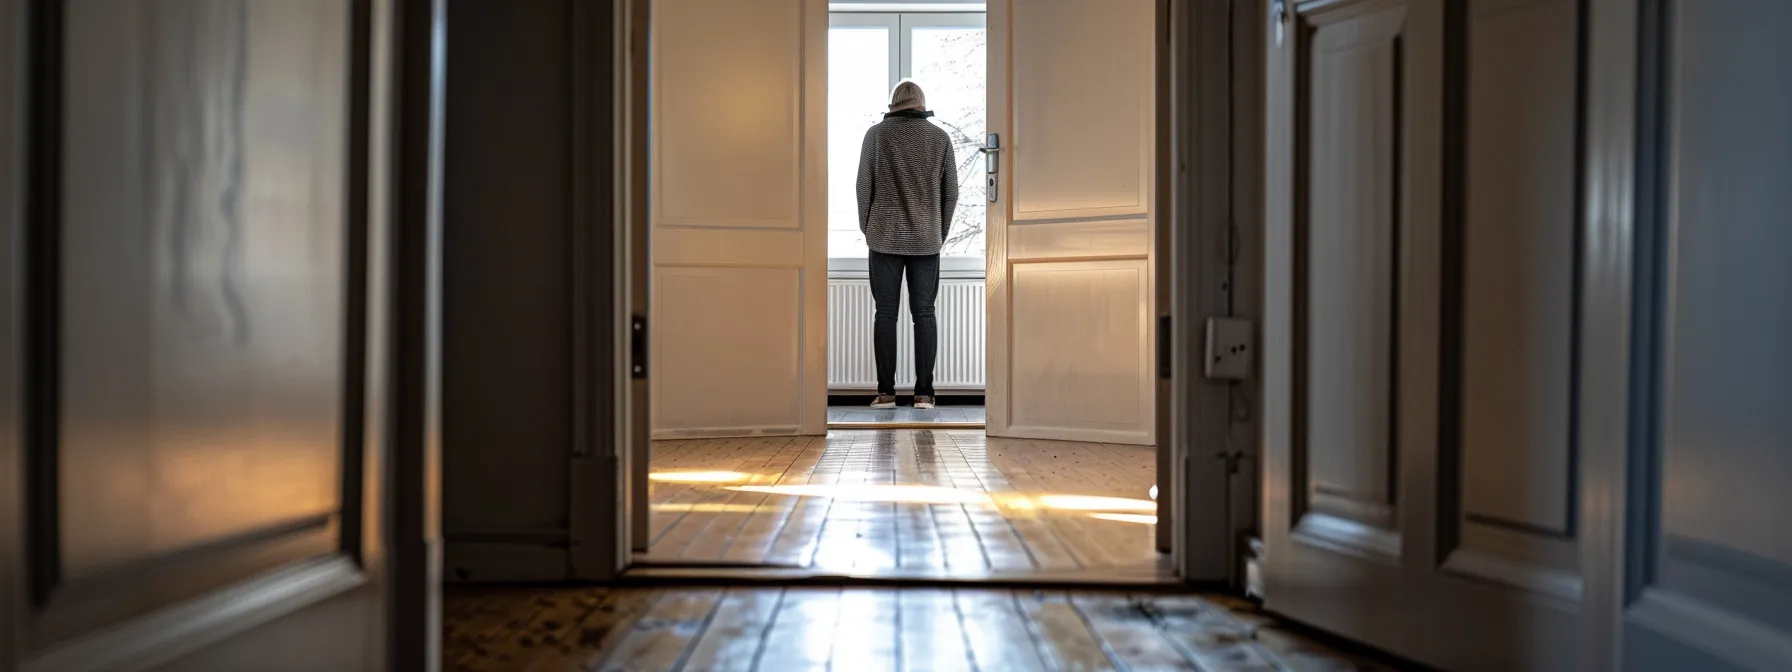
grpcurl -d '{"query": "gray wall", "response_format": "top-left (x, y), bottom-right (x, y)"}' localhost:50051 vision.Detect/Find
top-left (440, 0), bottom-right (584, 581)
top-left (1619, 0), bottom-right (1792, 668)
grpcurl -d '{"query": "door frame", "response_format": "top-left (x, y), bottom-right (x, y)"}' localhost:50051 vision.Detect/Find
top-left (1, 0), bottom-right (27, 664)
top-left (585, 0), bottom-right (1248, 586)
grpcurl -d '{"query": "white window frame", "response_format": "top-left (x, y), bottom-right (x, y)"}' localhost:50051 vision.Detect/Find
top-left (827, 10), bottom-right (987, 278)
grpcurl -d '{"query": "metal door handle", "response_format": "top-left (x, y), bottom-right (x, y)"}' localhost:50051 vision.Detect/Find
top-left (981, 133), bottom-right (1001, 173)
top-left (981, 132), bottom-right (1001, 202)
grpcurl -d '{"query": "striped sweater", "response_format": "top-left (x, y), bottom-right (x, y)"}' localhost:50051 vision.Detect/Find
top-left (855, 111), bottom-right (960, 256)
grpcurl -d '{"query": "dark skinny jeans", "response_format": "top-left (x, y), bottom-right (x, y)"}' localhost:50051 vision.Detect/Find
top-left (868, 250), bottom-right (940, 397)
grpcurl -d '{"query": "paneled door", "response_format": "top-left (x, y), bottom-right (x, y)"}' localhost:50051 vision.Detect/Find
top-left (985, 0), bottom-right (1157, 447)
top-left (2, 0), bottom-right (410, 669)
top-left (648, 0), bottom-right (828, 440)
top-left (1261, 0), bottom-right (1587, 669)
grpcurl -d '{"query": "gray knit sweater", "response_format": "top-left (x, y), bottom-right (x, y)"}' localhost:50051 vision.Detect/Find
top-left (855, 112), bottom-right (959, 256)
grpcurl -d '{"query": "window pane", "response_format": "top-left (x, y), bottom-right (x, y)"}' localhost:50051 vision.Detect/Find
top-left (911, 25), bottom-right (987, 260)
top-left (828, 27), bottom-right (891, 261)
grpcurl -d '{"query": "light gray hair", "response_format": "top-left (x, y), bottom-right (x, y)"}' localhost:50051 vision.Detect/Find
top-left (889, 80), bottom-right (927, 112)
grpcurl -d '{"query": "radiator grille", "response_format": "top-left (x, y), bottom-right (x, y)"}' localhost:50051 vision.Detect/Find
top-left (827, 278), bottom-right (985, 391)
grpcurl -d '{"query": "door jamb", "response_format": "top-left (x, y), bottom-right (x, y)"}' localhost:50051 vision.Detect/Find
top-left (596, 0), bottom-right (1244, 588)
top-left (1165, 0), bottom-right (1250, 584)
top-left (387, 0), bottom-right (448, 668)
top-left (1, 0), bottom-right (26, 665)
top-left (588, 0), bottom-right (651, 572)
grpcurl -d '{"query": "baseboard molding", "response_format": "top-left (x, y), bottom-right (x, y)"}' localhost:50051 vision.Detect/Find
top-left (650, 426), bottom-right (807, 441)
top-left (22, 555), bottom-right (365, 672)
top-left (992, 424), bottom-right (1155, 446)
top-left (444, 542), bottom-right (571, 583)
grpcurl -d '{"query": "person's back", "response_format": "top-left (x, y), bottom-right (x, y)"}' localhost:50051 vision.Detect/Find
top-left (855, 81), bottom-right (958, 410)
top-left (856, 98), bottom-right (958, 256)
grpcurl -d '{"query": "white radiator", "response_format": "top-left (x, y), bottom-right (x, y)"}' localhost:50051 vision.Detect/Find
top-left (828, 278), bottom-right (985, 391)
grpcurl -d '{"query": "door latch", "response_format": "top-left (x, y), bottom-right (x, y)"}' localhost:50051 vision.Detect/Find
top-left (630, 314), bottom-right (648, 379)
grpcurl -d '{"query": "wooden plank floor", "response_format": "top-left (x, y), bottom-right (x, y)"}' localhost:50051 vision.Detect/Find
top-left (642, 429), bottom-right (1167, 580)
top-left (443, 585), bottom-right (1408, 671)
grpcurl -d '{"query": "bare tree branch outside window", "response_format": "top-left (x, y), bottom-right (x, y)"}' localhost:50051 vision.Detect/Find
top-left (914, 28), bottom-right (989, 258)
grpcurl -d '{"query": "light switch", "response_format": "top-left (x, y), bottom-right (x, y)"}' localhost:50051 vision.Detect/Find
top-left (1204, 318), bottom-right (1253, 380)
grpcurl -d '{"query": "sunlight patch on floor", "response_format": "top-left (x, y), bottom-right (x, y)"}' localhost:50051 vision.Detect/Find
top-left (728, 483), bottom-right (994, 506)
top-left (1032, 494), bottom-right (1156, 512)
top-left (717, 483), bottom-right (1157, 520)
top-left (648, 470), bottom-right (754, 483)
top-left (1088, 513), bottom-right (1158, 525)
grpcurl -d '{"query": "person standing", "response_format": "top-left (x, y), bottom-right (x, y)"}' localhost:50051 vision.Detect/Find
top-left (856, 80), bottom-right (958, 409)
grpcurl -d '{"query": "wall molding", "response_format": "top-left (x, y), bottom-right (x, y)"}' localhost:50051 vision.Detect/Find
top-left (444, 543), bottom-right (571, 583)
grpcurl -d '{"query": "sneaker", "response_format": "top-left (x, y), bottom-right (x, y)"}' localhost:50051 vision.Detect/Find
top-left (913, 395), bottom-right (936, 410)
top-left (870, 395), bottom-right (897, 409)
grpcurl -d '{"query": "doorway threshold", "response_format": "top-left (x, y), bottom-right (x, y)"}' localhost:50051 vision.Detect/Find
top-left (826, 421), bottom-right (985, 430)
top-left (618, 563), bottom-right (1183, 588)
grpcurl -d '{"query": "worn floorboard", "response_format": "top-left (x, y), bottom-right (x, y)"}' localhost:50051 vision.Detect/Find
top-left (643, 429), bottom-right (1168, 581)
top-left (444, 586), bottom-right (1405, 671)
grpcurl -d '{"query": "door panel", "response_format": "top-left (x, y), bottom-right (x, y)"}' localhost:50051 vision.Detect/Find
top-left (987, 0), bottom-right (1155, 446)
top-left (1300, 3), bottom-right (1401, 544)
top-left (1008, 259), bottom-right (1151, 440)
top-left (1618, 1), bottom-right (1792, 668)
top-left (1262, 0), bottom-right (1584, 668)
top-left (1453, 0), bottom-right (1582, 599)
top-left (650, 0), bottom-right (827, 439)
top-left (4, 0), bottom-right (397, 669)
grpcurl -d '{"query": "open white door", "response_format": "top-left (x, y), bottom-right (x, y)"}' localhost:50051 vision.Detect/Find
top-left (647, 0), bottom-right (828, 441)
top-left (1261, 0), bottom-right (1586, 668)
top-left (985, 0), bottom-right (1157, 447)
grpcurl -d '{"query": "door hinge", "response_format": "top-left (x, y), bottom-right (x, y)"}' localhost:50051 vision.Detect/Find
top-left (630, 313), bottom-right (648, 379)
top-left (1244, 535), bottom-right (1266, 599)
top-left (1273, 0), bottom-right (1291, 44)
top-left (1157, 315), bottom-right (1172, 379)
